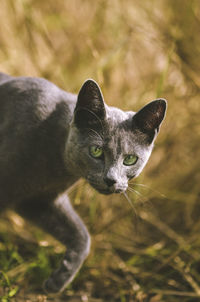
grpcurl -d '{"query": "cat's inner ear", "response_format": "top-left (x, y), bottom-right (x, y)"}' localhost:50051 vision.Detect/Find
top-left (74, 79), bottom-right (106, 130)
top-left (132, 99), bottom-right (167, 143)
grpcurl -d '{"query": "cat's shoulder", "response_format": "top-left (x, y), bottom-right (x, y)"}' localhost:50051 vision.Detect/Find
top-left (0, 74), bottom-right (76, 101)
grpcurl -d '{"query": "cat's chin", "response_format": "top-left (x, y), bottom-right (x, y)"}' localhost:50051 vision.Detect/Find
top-left (95, 188), bottom-right (113, 195)
top-left (89, 185), bottom-right (112, 195)
top-left (95, 188), bottom-right (124, 195)
top-left (87, 180), bottom-right (113, 195)
top-left (89, 184), bottom-right (125, 195)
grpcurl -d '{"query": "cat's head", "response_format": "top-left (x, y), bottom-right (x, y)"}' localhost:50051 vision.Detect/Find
top-left (66, 79), bottom-right (167, 195)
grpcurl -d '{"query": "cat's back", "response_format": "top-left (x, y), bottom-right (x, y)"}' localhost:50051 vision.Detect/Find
top-left (0, 73), bottom-right (76, 122)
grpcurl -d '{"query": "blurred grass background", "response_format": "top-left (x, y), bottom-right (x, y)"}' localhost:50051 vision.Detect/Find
top-left (0, 0), bottom-right (200, 301)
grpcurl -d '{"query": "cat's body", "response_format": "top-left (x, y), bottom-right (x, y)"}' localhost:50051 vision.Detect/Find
top-left (0, 72), bottom-right (166, 293)
top-left (0, 74), bottom-right (77, 204)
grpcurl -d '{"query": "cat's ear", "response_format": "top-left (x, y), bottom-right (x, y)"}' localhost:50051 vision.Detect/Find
top-left (132, 99), bottom-right (167, 143)
top-left (74, 79), bottom-right (106, 130)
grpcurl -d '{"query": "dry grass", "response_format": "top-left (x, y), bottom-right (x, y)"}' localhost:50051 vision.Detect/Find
top-left (0, 0), bottom-right (200, 301)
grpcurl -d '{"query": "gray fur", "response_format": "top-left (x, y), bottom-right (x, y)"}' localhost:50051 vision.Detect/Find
top-left (0, 73), bottom-right (166, 293)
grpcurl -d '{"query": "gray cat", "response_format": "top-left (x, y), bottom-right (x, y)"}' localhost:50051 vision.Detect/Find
top-left (0, 72), bottom-right (167, 293)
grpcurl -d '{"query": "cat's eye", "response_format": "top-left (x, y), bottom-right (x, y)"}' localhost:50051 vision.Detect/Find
top-left (123, 154), bottom-right (138, 166)
top-left (89, 146), bottom-right (103, 158)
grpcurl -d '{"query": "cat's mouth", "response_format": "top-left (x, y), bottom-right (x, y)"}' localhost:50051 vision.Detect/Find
top-left (87, 177), bottom-right (127, 195)
top-left (97, 188), bottom-right (125, 195)
top-left (89, 182), bottom-right (125, 195)
top-left (89, 183), bottom-right (113, 195)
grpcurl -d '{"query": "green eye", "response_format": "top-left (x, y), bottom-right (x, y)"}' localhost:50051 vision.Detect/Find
top-left (89, 146), bottom-right (103, 158)
top-left (123, 154), bottom-right (138, 166)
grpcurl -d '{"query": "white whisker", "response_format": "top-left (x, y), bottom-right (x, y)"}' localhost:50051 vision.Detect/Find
top-left (123, 192), bottom-right (137, 214)
top-left (123, 192), bottom-right (139, 231)
top-left (129, 183), bottom-right (167, 198)
top-left (127, 186), bottom-right (153, 209)
top-left (127, 186), bottom-right (143, 197)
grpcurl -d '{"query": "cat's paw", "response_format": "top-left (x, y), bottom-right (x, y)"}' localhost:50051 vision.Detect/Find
top-left (43, 277), bottom-right (62, 294)
top-left (43, 267), bottom-right (73, 294)
top-left (43, 257), bottom-right (82, 294)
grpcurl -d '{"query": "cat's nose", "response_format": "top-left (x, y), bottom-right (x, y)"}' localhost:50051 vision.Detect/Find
top-left (103, 177), bottom-right (116, 187)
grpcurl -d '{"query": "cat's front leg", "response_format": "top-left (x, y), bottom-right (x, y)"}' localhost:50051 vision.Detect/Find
top-left (15, 193), bottom-right (91, 293)
top-left (43, 193), bottom-right (91, 294)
